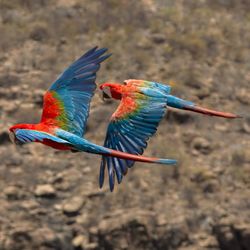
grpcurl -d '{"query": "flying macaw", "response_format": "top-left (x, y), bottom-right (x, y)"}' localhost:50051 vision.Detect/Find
top-left (99, 79), bottom-right (239, 189)
top-left (8, 47), bottom-right (177, 192)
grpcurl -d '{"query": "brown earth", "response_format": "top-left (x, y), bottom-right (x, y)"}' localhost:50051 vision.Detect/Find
top-left (0, 1), bottom-right (249, 249)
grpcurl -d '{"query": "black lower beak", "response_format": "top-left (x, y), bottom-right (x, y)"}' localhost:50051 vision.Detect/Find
top-left (102, 92), bottom-right (111, 100)
top-left (101, 92), bottom-right (112, 103)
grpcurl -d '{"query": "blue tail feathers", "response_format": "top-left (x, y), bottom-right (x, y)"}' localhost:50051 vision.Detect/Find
top-left (156, 158), bottom-right (178, 165)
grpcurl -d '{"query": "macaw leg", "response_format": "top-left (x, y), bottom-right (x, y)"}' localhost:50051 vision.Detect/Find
top-left (166, 95), bottom-right (239, 119)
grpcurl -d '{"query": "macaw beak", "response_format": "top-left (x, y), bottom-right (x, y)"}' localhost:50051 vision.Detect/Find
top-left (9, 131), bottom-right (15, 144)
top-left (101, 91), bottom-right (111, 101)
top-left (9, 130), bottom-right (25, 146)
top-left (99, 85), bottom-right (111, 102)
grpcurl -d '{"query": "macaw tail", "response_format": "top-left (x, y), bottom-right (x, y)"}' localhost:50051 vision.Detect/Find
top-left (54, 129), bottom-right (177, 192)
top-left (100, 149), bottom-right (177, 192)
top-left (166, 95), bottom-right (240, 119)
top-left (183, 105), bottom-right (240, 118)
top-left (107, 149), bottom-right (177, 165)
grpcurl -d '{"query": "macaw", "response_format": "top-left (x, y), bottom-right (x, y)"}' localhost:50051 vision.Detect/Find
top-left (8, 47), bottom-right (177, 192)
top-left (99, 79), bottom-right (239, 189)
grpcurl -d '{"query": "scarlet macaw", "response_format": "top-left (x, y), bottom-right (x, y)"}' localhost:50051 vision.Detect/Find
top-left (8, 47), bottom-right (177, 192)
top-left (99, 79), bottom-right (239, 189)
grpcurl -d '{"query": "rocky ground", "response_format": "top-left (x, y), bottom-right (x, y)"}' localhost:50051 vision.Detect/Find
top-left (0, 0), bottom-right (249, 249)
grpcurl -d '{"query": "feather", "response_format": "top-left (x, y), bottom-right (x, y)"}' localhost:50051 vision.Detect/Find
top-left (41, 47), bottom-right (111, 137)
top-left (100, 80), bottom-right (170, 190)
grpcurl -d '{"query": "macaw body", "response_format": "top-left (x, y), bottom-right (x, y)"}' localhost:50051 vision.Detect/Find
top-left (99, 79), bottom-right (239, 189)
top-left (100, 79), bottom-right (239, 118)
top-left (9, 47), bottom-right (177, 192)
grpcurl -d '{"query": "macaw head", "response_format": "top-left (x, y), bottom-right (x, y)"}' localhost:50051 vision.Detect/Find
top-left (9, 124), bottom-right (32, 145)
top-left (99, 83), bottom-right (122, 100)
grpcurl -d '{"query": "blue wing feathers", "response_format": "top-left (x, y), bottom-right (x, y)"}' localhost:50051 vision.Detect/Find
top-left (81, 46), bottom-right (98, 58)
top-left (99, 156), bottom-right (106, 188)
top-left (100, 89), bottom-right (168, 190)
top-left (44, 47), bottom-right (111, 137)
top-left (107, 156), bottom-right (115, 191)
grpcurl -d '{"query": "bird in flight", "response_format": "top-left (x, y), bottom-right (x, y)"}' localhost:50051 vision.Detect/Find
top-left (99, 79), bottom-right (239, 189)
top-left (9, 47), bottom-right (177, 192)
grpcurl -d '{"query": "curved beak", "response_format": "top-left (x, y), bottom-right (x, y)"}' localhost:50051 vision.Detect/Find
top-left (99, 90), bottom-right (111, 103)
top-left (102, 92), bottom-right (111, 100)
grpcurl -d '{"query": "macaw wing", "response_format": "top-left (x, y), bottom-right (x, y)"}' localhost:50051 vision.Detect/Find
top-left (124, 79), bottom-right (172, 94)
top-left (99, 91), bottom-right (168, 190)
top-left (41, 47), bottom-right (111, 137)
top-left (15, 129), bottom-right (71, 145)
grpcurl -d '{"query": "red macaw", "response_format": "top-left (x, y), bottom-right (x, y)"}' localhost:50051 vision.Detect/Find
top-left (99, 79), bottom-right (239, 189)
top-left (9, 47), bottom-right (177, 192)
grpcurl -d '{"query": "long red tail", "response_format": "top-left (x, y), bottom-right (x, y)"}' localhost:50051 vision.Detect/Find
top-left (106, 149), bottom-right (177, 165)
top-left (183, 105), bottom-right (240, 119)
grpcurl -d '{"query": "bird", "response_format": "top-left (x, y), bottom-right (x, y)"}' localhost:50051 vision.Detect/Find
top-left (8, 47), bottom-right (177, 192)
top-left (99, 79), bottom-right (239, 189)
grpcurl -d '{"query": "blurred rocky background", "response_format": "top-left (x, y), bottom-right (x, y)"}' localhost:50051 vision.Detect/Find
top-left (0, 0), bottom-right (249, 249)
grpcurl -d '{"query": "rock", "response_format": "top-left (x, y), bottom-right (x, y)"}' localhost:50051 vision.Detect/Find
top-left (214, 123), bottom-right (228, 132)
top-left (151, 33), bottom-right (166, 44)
top-left (236, 89), bottom-right (250, 105)
top-left (168, 110), bottom-right (194, 124)
top-left (21, 200), bottom-right (39, 210)
top-left (231, 147), bottom-right (250, 165)
top-left (31, 227), bottom-right (60, 248)
top-left (136, 36), bottom-right (152, 49)
top-left (201, 179), bottom-right (219, 193)
top-left (213, 223), bottom-right (250, 250)
top-left (182, 130), bottom-right (197, 144)
top-left (72, 234), bottom-right (88, 248)
top-left (191, 137), bottom-right (212, 154)
top-left (63, 196), bottom-right (85, 215)
top-left (34, 184), bottom-right (56, 198)
top-left (234, 224), bottom-right (250, 249)
top-left (6, 230), bottom-right (32, 250)
top-left (195, 234), bottom-right (218, 248)
top-left (196, 87), bottom-right (211, 99)
top-left (86, 105), bottom-right (113, 133)
top-left (191, 170), bottom-right (216, 184)
top-left (242, 120), bottom-right (250, 134)
top-left (0, 128), bottom-right (10, 145)
top-left (33, 89), bottom-right (44, 107)
top-left (30, 24), bottom-right (49, 42)
top-left (85, 242), bottom-right (98, 249)
top-left (0, 73), bottom-right (20, 87)
top-left (82, 166), bottom-right (91, 174)
top-left (4, 185), bottom-right (26, 200)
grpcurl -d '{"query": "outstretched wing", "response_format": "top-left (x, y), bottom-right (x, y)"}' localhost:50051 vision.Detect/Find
top-left (41, 47), bottom-right (111, 137)
top-left (100, 81), bottom-right (170, 190)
